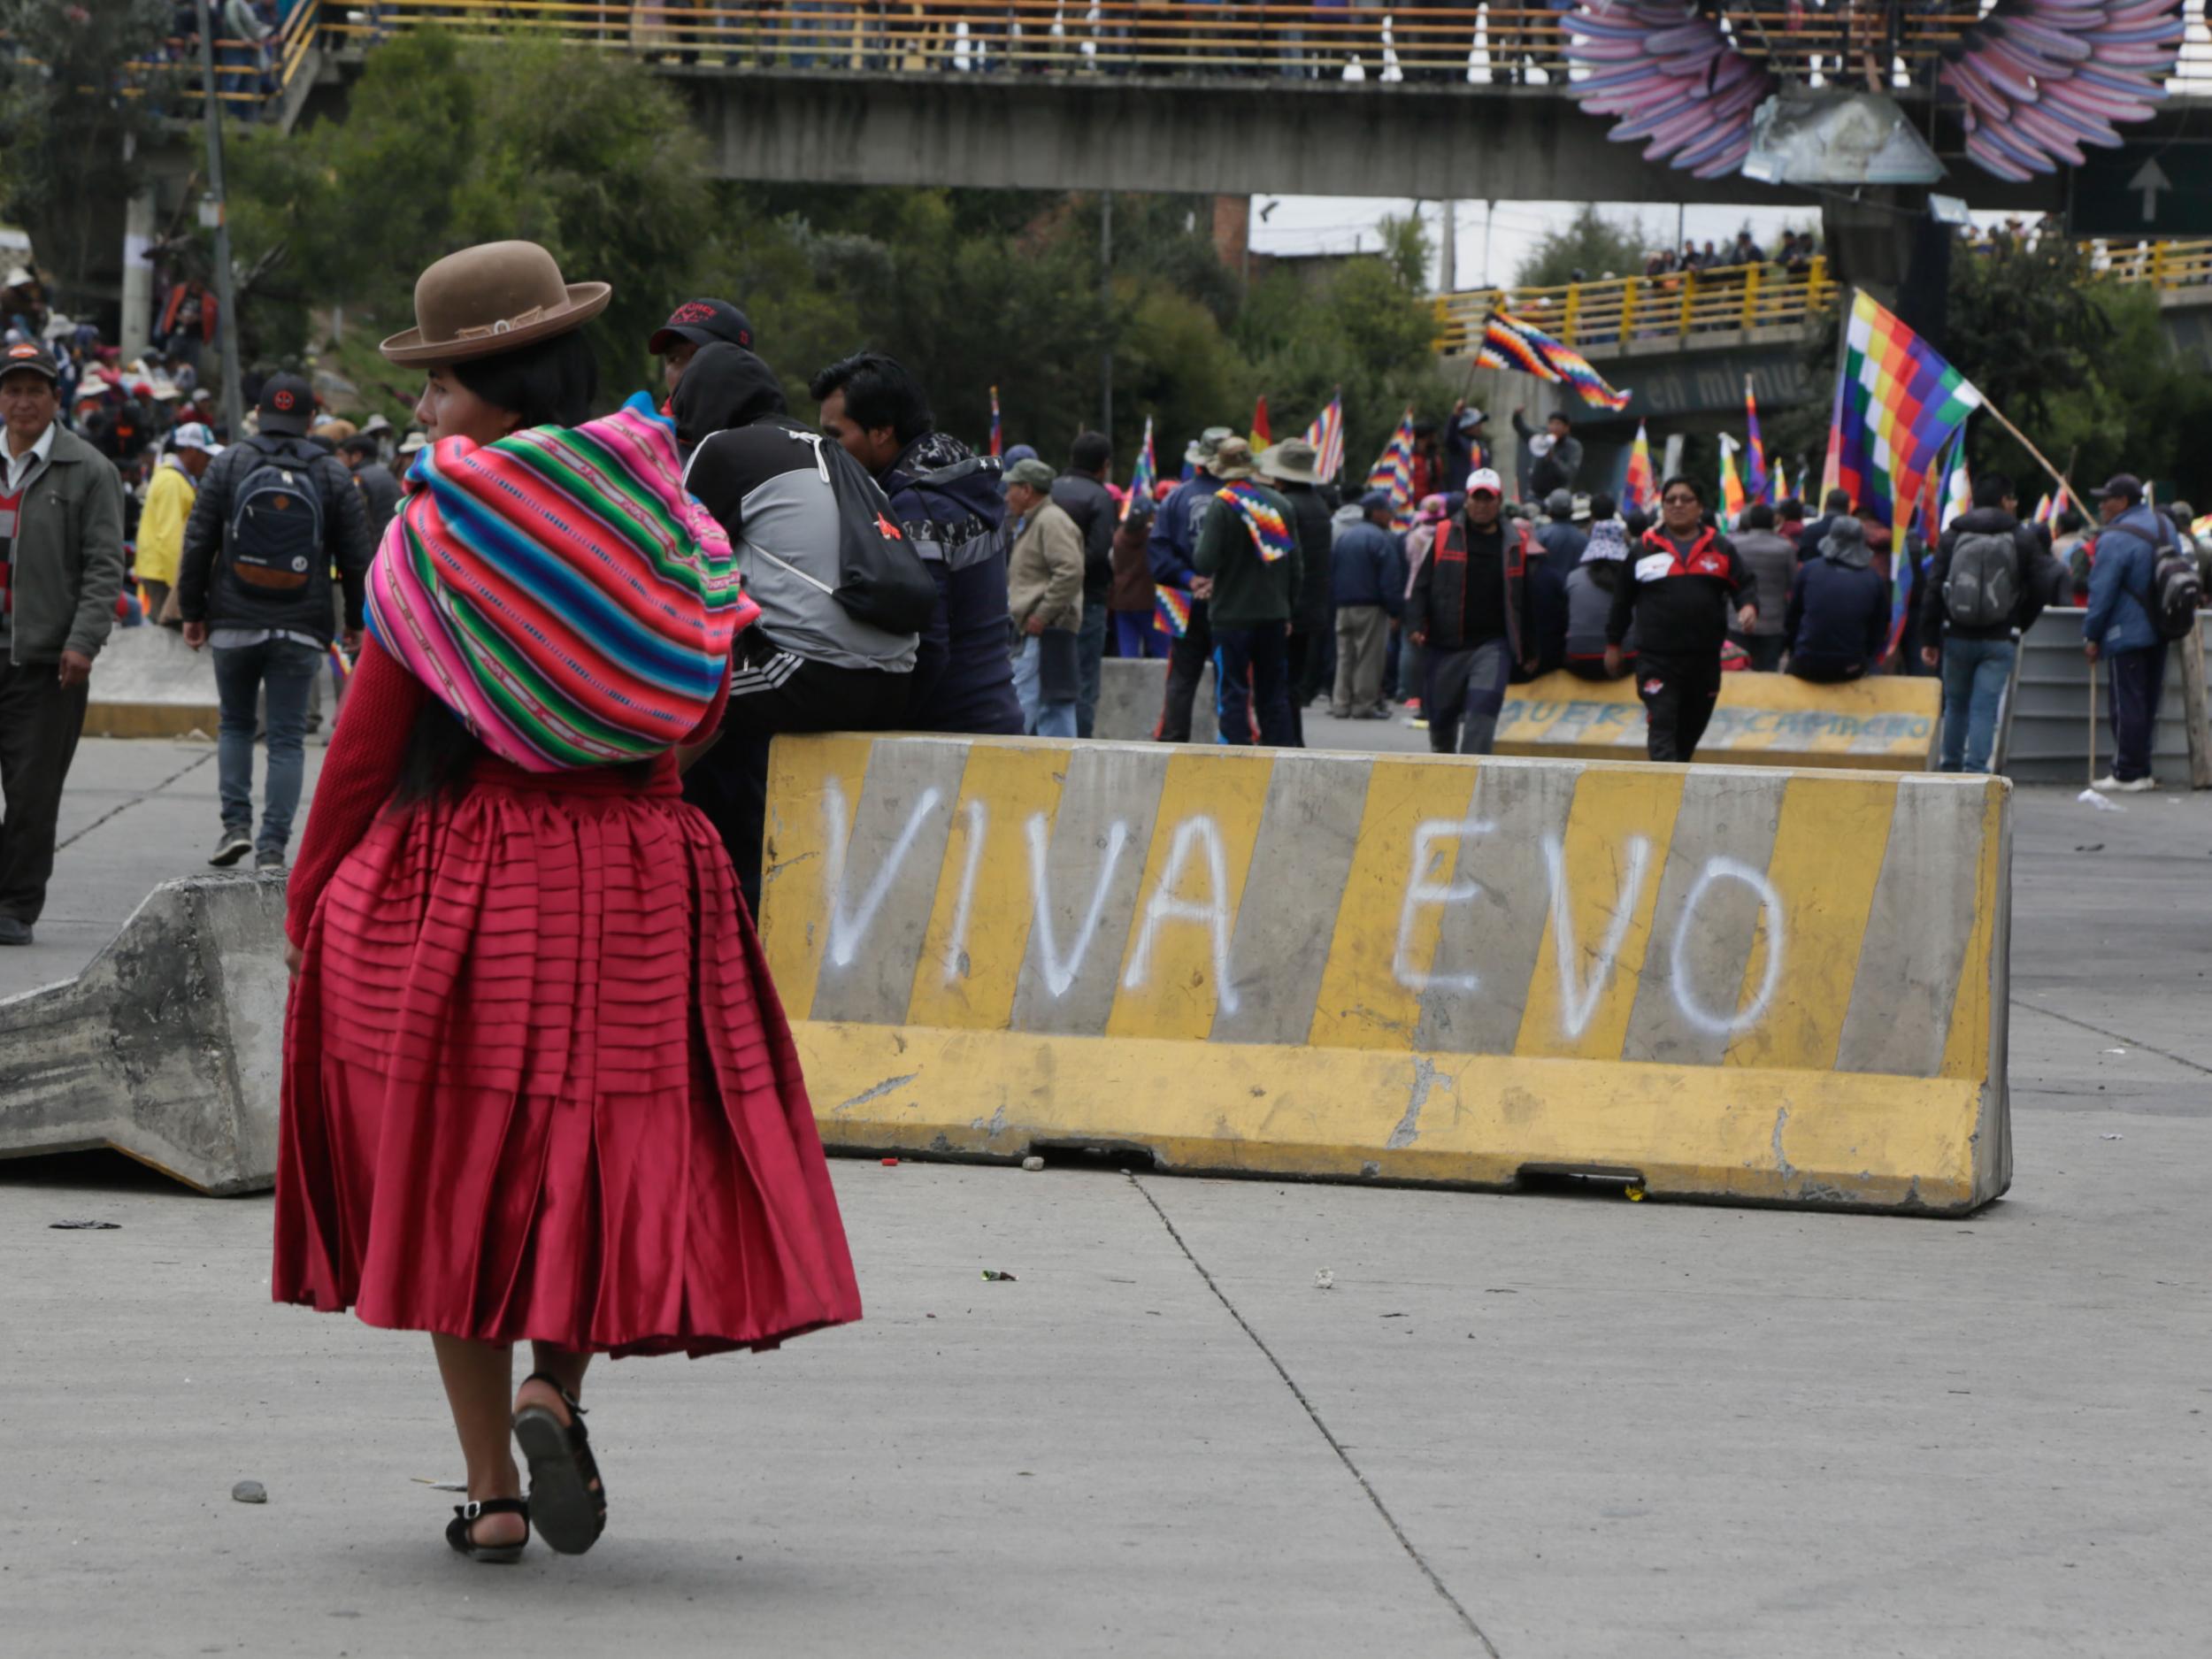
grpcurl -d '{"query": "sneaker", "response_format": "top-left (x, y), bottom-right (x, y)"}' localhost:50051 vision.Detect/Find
top-left (0, 916), bottom-right (32, 947)
top-left (254, 849), bottom-right (288, 873)
top-left (2113, 775), bottom-right (2158, 793)
top-left (209, 830), bottom-right (254, 868)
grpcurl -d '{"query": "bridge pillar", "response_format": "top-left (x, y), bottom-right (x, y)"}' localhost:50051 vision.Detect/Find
top-left (1820, 192), bottom-right (1952, 350)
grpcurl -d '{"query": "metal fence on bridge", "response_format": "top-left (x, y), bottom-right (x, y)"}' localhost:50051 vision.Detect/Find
top-left (88, 1), bottom-right (2212, 111)
top-left (1432, 239), bottom-right (2212, 356)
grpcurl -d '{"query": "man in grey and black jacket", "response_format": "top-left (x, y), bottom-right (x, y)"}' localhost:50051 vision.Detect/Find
top-left (0, 341), bottom-right (125, 945)
top-left (179, 373), bottom-right (374, 872)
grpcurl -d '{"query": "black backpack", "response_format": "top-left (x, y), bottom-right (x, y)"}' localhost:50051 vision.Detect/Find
top-left (2137, 526), bottom-right (2203, 642)
top-left (225, 436), bottom-right (326, 595)
top-left (1942, 528), bottom-right (2019, 630)
top-left (779, 426), bottom-right (937, 634)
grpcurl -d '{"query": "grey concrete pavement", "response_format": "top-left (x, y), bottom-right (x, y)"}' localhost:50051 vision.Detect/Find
top-left (4, 743), bottom-right (2209, 1655)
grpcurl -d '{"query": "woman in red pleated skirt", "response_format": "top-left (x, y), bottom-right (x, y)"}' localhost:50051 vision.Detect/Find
top-left (273, 242), bottom-right (859, 1564)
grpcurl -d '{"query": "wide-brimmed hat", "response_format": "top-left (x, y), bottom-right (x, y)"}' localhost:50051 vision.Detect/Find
top-left (1258, 438), bottom-right (1323, 485)
top-left (1210, 437), bottom-right (1259, 480)
top-left (380, 241), bottom-right (611, 365)
top-left (1183, 426), bottom-right (1234, 468)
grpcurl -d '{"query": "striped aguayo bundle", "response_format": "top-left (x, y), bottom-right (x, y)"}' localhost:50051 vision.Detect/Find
top-left (366, 393), bottom-right (755, 772)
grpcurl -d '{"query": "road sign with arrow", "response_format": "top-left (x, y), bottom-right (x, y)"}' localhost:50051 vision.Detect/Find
top-left (2070, 144), bottom-right (2212, 239)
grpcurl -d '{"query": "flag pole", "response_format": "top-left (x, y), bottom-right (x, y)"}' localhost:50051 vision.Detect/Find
top-left (1975, 395), bottom-right (2080, 510)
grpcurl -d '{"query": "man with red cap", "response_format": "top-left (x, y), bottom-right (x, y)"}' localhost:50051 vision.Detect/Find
top-left (648, 298), bottom-right (757, 396)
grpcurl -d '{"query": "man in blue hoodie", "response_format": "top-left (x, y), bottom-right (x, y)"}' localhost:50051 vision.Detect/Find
top-left (1148, 426), bottom-right (1235, 741)
top-left (814, 352), bottom-right (1023, 736)
top-left (2083, 472), bottom-right (2175, 791)
top-left (1329, 489), bottom-right (1402, 718)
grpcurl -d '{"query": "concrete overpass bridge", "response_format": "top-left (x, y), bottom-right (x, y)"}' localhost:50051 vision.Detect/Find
top-left (253, 1), bottom-right (2212, 215)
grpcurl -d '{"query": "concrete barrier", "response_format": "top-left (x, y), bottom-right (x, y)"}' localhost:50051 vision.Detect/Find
top-left (761, 736), bottom-right (2012, 1214)
top-left (86, 626), bottom-right (220, 738)
top-left (1495, 671), bottom-right (1939, 770)
top-left (1094, 657), bottom-right (1211, 742)
top-left (0, 876), bottom-right (286, 1194)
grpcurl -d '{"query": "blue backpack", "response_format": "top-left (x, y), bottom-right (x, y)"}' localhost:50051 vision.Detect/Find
top-left (225, 437), bottom-right (326, 594)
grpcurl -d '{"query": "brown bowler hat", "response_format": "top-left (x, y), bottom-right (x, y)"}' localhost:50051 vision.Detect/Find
top-left (380, 241), bottom-right (611, 365)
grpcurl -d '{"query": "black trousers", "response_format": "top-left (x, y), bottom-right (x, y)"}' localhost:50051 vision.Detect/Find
top-left (682, 642), bottom-right (910, 917)
top-left (0, 661), bottom-right (91, 925)
top-left (1636, 654), bottom-right (1723, 762)
top-left (1156, 598), bottom-right (1215, 742)
top-left (2108, 641), bottom-right (2169, 783)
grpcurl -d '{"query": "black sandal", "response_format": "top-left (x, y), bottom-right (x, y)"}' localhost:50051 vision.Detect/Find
top-left (445, 1496), bottom-right (531, 1564)
top-left (512, 1373), bottom-right (607, 1555)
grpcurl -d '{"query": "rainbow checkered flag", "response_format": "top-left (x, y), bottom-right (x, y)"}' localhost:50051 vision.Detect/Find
top-left (1718, 435), bottom-right (1747, 531)
top-left (1820, 291), bottom-right (1982, 657)
top-left (1153, 583), bottom-right (1192, 637)
top-left (1302, 391), bottom-right (1346, 483)
top-left (1624, 420), bottom-right (1655, 514)
top-left (1123, 415), bottom-right (1156, 522)
top-left (1481, 311), bottom-right (1632, 411)
top-left (1744, 379), bottom-right (1770, 504)
top-left (1365, 411), bottom-right (1417, 530)
top-left (988, 385), bottom-right (1002, 458)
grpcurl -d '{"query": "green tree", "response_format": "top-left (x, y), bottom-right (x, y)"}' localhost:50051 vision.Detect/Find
top-left (1513, 205), bottom-right (1651, 290)
top-left (228, 30), bottom-right (719, 407)
top-left (0, 0), bottom-right (177, 313)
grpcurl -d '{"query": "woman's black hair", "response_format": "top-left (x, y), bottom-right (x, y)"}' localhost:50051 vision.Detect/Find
top-left (449, 328), bottom-right (598, 433)
top-left (393, 703), bottom-right (483, 808)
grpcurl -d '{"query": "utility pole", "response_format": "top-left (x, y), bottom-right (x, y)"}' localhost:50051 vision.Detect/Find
top-left (1100, 191), bottom-right (1113, 437)
top-left (193, 0), bottom-right (246, 441)
top-left (1440, 199), bottom-right (1457, 291)
top-left (1481, 200), bottom-right (1495, 288)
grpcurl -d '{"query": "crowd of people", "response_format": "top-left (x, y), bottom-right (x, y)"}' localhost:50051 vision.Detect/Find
top-left (7, 229), bottom-right (2209, 956)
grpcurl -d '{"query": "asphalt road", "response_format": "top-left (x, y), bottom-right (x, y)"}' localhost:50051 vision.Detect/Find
top-left (3, 738), bottom-right (2208, 1656)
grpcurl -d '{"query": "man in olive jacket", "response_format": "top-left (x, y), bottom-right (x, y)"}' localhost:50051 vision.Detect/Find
top-left (0, 342), bottom-right (126, 944)
top-left (1193, 437), bottom-right (1303, 747)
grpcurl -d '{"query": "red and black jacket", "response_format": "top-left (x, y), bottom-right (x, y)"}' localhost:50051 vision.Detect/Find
top-left (1606, 524), bottom-right (1749, 663)
top-left (1406, 514), bottom-right (1535, 659)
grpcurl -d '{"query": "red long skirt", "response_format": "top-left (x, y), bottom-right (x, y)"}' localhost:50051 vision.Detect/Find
top-left (273, 759), bottom-right (860, 1358)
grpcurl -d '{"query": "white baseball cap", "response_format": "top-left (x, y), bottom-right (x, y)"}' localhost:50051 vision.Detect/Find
top-left (1466, 467), bottom-right (1503, 497)
top-left (170, 421), bottom-right (222, 455)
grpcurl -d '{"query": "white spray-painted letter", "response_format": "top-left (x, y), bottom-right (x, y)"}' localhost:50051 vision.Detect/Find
top-left (1669, 856), bottom-right (1786, 1036)
top-left (1028, 813), bottom-right (1131, 996)
top-left (938, 799), bottom-right (988, 983)
top-left (824, 780), bottom-right (944, 969)
top-left (1121, 816), bottom-right (1240, 1014)
top-left (1393, 818), bottom-right (1495, 993)
top-left (1543, 832), bottom-right (1653, 1038)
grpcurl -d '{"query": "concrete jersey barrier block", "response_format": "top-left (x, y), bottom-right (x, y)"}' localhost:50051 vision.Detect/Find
top-left (0, 876), bottom-right (287, 1194)
top-left (86, 626), bottom-right (222, 738)
top-left (1495, 670), bottom-right (1939, 770)
top-left (761, 735), bottom-right (2011, 1215)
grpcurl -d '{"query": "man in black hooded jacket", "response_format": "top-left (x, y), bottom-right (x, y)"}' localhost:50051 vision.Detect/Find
top-left (672, 342), bottom-right (918, 910)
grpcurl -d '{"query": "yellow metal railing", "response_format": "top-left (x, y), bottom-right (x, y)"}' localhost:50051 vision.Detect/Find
top-left (65, 0), bottom-right (2212, 125)
top-left (1433, 239), bottom-right (2212, 355)
top-left (311, 0), bottom-right (1992, 76)
top-left (1434, 257), bottom-right (1835, 355)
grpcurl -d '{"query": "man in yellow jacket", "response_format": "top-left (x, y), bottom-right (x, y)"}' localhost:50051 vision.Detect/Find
top-left (134, 421), bottom-right (220, 623)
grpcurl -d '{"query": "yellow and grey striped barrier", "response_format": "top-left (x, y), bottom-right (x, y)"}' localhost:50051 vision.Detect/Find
top-left (1497, 671), bottom-right (1939, 770)
top-left (760, 736), bottom-right (2011, 1214)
